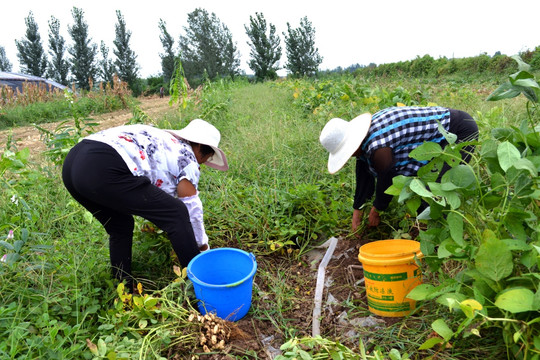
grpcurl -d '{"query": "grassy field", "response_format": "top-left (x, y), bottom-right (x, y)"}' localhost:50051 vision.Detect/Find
top-left (0, 71), bottom-right (538, 359)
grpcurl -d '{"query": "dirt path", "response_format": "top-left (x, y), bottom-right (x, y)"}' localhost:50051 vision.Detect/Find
top-left (0, 96), bottom-right (174, 156)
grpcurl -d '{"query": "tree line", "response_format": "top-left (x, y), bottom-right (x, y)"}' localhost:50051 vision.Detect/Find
top-left (0, 8), bottom-right (323, 95)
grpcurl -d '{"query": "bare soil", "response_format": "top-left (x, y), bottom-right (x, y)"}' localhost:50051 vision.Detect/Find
top-left (0, 95), bottom-right (173, 157)
top-left (214, 236), bottom-right (403, 359)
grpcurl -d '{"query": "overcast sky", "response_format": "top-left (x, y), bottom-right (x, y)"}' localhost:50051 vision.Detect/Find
top-left (2, 0), bottom-right (539, 78)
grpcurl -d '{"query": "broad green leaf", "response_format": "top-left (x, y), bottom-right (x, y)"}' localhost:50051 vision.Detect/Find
top-left (4, 253), bottom-right (21, 264)
top-left (445, 192), bottom-right (461, 210)
top-left (437, 292), bottom-right (467, 310)
top-left (83, 211), bottom-right (94, 224)
top-left (419, 336), bottom-right (444, 350)
top-left (298, 349), bottom-right (311, 360)
top-left (509, 70), bottom-right (534, 83)
top-left (409, 142), bottom-right (443, 161)
top-left (432, 319), bottom-right (453, 341)
top-left (410, 178), bottom-right (433, 197)
top-left (13, 240), bottom-right (24, 253)
top-left (144, 297), bottom-right (158, 308)
top-left (475, 238), bottom-right (513, 281)
top-left (512, 158), bottom-right (537, 176)
top-left (440, 182), bottom-right (459, 191)
top-left (385, 184), bottom-right (401, 196)
top-left (513, 78), bottom-right (540, 90)
top-left (417, 159), bottom-right (443, 182)
top-left (443, 165), bottom-right (476, 189)
top-left (447, 212), bottom-right (464, 246)
top-left (407, 284), bottom-right (436, 301)
top-left (132, 296), bottom-right (144, 308)
top-left (0, 241), bottom-right (14, 250)
top-left (330, 350), bottom-right (342, 360)
top-left (495, 288), bottom-right (535, 313)
top-left (460, 299), bottom-right (483, 318)
top-left (405, 197), bottom-right (421, 215)
top-left (497, 141), bottom-right (521, 172)
top-left (533, 290), bottom-right (540, 311)
top-left (467, 269), bottom-right (499, 293)
top-left (486, 82), bottom-right (521, 101)
top-left (437, 121), bottom-right (457, 144)
top-left (511, 55), bottom-right (531, 72)
top-left (388, 349), bottom-right (402, 360)
top-left (503, 211), bottom-right (527, 241)
top-left (98, 339), bottom-right (107, 356)
top-left (438, 239), bottom-right (465, 258)
top-left (502, 239), bottom-right (531, 251)
top-left (21, 228), bottom-right (29, 242)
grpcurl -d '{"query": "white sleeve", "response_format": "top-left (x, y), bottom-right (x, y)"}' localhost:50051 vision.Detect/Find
top-left (179, 192), bottom-right (209, 249)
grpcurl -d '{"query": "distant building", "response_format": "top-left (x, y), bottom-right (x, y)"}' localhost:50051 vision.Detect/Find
top-left (0, 71), bottom-right (67, 93)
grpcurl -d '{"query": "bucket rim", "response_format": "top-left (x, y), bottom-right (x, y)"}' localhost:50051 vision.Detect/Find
top-left (358, 239), bottom-right (423, 265)
top-left (187, 247), bottom-right (257, 289)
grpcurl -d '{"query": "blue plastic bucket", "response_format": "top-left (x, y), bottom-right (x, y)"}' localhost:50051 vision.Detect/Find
top-left (187, 248), bottom-right (257, 321)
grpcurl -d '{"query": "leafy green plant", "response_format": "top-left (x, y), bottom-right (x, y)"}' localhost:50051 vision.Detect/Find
top-left (388, 57), bottom-right (540, 359)
top-left (35, 90), bottom-right (98, 165)
top-left (276, 336), bottom-right (411, 360)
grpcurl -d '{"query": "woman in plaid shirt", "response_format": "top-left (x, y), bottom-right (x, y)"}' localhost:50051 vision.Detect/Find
top-left (320, 106), bottom-right (478, 233)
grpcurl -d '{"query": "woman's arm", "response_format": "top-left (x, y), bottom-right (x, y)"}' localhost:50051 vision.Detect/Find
top-left (177, 179), bottom-right (209, 250)
top-left (371, 147), bottom-right (396, 211)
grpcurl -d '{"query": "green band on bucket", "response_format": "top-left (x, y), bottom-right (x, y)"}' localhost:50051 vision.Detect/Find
top-left (368, 298), bottom-right (411, 312)
top-left (364, 270), bottom-right (408, 282)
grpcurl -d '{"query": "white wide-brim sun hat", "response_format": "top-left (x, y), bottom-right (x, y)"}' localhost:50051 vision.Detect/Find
top-left (319, 113), bottom-right (372, 174)
top-left (166, 119), bottom-right (229, 171)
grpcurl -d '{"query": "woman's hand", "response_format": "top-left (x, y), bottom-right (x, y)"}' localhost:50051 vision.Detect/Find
top-left (368, 207), bottom-right (381, 227)
top-left (352, 209), bottom-right (363, 238)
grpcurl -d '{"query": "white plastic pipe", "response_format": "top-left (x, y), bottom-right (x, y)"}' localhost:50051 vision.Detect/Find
top-left (312, 236), bottom-right (338, 337)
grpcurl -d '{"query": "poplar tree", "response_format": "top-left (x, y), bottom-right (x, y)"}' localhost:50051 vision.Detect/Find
top-left (47, 16), bottom-right (69, 84)
top-left (15, 11), bottom-right (47, 76)
top-left (283, 16), bottom-right (322, 77)
top-left (245, 12), bottom-right (281, 81)
top-left (158, 18), bottom-right (176, 86)
top-left (178, 8), bottom-right (240, 84)
top-left (113, 10), bottom-right (139, 92)
top-left (68, 7), bottom-right (98, 90)
top-left (0, 46), bottom-right (12, 72)
top-left (99, 41), bottom-right (116, 85)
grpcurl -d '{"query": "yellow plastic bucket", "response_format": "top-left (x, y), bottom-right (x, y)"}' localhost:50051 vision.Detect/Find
top-left (358, 239), bottom-right (423, 317)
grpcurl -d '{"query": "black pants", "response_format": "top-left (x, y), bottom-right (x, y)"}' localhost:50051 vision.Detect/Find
top-left (62, 140), bottom-right (200, 286)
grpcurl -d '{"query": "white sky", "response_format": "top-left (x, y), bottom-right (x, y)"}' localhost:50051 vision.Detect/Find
top-left (2, 0), bottom-right (539, 78)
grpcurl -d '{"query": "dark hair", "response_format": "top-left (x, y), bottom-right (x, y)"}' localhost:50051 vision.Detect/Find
top-left (191, 142), bottom-right (215, 157)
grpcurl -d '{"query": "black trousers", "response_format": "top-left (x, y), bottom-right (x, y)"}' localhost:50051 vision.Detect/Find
top-left (62, 140), bottom-right (200, 286)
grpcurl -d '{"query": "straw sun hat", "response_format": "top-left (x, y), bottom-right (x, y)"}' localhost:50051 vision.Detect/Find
top-left (319, 113), bottom-right (372, 174)
top-left (166, 119), bottom-right (229, 171)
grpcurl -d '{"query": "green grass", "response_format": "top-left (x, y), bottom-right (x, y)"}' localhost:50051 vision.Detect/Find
top-left (0, 74), bottom-right (537, 359)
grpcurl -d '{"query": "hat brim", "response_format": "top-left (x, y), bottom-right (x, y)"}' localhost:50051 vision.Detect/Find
top-left (165, 129), bottom-right (229, 171)
top-left (205, 147), bottom-right (229, 171)
top-left (327, 113), bottom-right (372, 174)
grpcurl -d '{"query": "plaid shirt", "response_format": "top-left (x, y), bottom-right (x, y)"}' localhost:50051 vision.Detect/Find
top-left (354, 106), bottom-right (451, 210)
top-left (362, 106), bottom-right (451, 176)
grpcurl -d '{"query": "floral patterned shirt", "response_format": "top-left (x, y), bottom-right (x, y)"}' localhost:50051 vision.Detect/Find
top-left (86, 124), bottom-right (200, 197)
